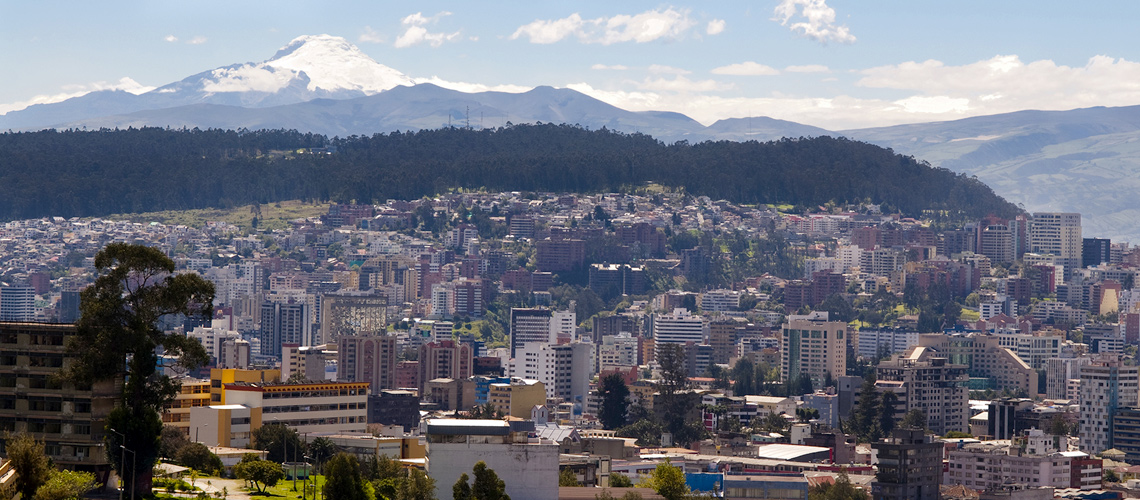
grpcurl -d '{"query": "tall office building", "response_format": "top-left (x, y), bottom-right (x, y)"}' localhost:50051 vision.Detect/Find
top-left (0, 287), bottom-right (35, 322)
top-left (320, 293), bottom-right (387, 345)
top-left (418, 340), bottom-right (473, 392)
top-left (1030, 213), bottom-right (1082, 279)
top-left (1079, 355), bottom-right (1138, 454)
top-left (780, 312), bottom-right (847, 386)
top-left (651, 308), bottom-right (705, 345)
top-left (338, 335), bottom-right (397, 393)
top-left (509, 341), bottom-right (593, 402)
top-left (508, 307), bottom-right (574, 357)
top-left (58, 290), bottom-right (81, 324)
top-left (876, 354), bottom-right (969, 436)
top-left (871, 429), bottom-right (943, 500)
top-left (259, 300), bottom-right (311, 358)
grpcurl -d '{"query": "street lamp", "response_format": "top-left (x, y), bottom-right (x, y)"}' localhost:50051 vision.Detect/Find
top-left (109, 428), bottom-right (126, 500)
top-left (120, 445), bottom-right (136, 500)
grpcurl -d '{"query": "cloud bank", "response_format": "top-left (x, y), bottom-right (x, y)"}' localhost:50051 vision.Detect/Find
top-left (510, 8), bottom-right (698, 45)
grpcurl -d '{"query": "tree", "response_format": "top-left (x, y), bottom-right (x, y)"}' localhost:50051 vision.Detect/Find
top-left (609, 472), bottom-right (633, 488)
top-left (160, 424), bottom-right (191, 459)
top-left (1047, 414), bottom-right (1070, 436)
top-left (66, 243), bottom-right (215, 494)
top-left (559, 468), bottom-right (581, 487)
top-left (452, 473), bottom-right (472, 500)
top-left (33, 470), bottom-right (97, 500)
top-left (878, 391), bottom-right (899, 437)
top-left (898, 409), bottom-right (927, 431)
top-left (234, 458), bottom-right (284, 494)
top-left (175, 442), bottom-right (224, 475)
top-left (307, 436), bottom-right (340, 472)
top-left (808, 470), bottom-right (868, 500)
top-left (641, 461), bottom-right (688, 500)
top-left (7, 433), bottom-right (52, 500)
top-left (323, 453), bottom-right (370, 500)
top-left (1104, 469), bottom-right (1120, 483)
top-left (598, 373), bottom-right (631, 430)
top-left (471, 461), bottom-right (509, 500)
top-left (396, 469), bottom-right (437, 500)
top-left (252, 422), bottom-right (305, 463)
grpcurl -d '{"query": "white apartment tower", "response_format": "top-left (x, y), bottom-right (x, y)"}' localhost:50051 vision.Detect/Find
top-left (1079, 355), bottom-right (1138, 454)
top-left (780, 312), bottom-right (847, 386)
top-left (1030, 212), bottom-right (1082, 279)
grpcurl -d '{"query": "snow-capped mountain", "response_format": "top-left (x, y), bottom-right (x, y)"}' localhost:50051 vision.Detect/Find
top-left (0, 35), bottom-right (415, 128)
top-left (151, 34), bottom-right (414, 107)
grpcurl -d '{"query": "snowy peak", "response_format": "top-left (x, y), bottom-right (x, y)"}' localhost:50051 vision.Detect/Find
top-left (195, 34), bottom-right (412, 98)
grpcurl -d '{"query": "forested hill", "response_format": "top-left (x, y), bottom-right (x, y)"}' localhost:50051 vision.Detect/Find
top-left (0, 125), bottom-right (1019, 220)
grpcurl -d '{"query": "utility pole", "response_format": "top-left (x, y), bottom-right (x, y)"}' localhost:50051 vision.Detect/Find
top-left (121, 446), bottom-right (136, 500)
top-left (110, 428), bottom-right (126, 500)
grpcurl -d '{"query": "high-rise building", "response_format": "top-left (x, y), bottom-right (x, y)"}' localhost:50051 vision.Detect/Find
top-left (875, 354), bottom-right (969, 435)
top-left (0, 287), bottom-right (35, 322)
top-left (651, 308), bottom-right (704, 345)
top-left (259, 300), bottom-right (311, 358)
top-left (320, 293), bottom-right (387, 345)
top-left (1079, 355), bottom-right (1138, 454)
top-left (508, 307), bottom-right (574, 357)
top-left (979, 222), bottom-right (1014, 264)
top-left (338, 335), bottom-right (397, 393)
top-left (1045, 355), bottom-right (1091, 400)
top-left (1030, 212), bottom-right (1082, 279)
top-left (0, 322), bottom-right (121, 471)
top-left (1083, 238), bottom-right (1112, 269)
top-left (871, 429), bottom-right (943, 500)
top-left (780, 312), bottom-right (847, 386)
top-left (509, 341), bottom-right (593, 402)
top-left (418, 340), bottom-right (473, 393)
top-left (58, 290), bottom-right (81, 324)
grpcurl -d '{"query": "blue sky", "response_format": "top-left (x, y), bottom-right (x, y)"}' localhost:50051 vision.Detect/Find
top-left (4, 1), bottom-right (1140, 129)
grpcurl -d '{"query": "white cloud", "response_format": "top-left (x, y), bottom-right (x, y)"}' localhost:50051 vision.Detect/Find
top-left (164, 35), bottom-right (178, 43)
top-left (638, 75), bottom-right (733, 92)
top-left (202, 65), bottom-right (293, 93)
top-left (648, 64), bottom-right (691, 75)
top-left (188, 36), bottom-right (208, 45)
top-left (591, 64), bottom-right (629, 70)
top-left (785, 64), bottom-right (830, 73)
top-left (359, 26), bottom-right (384, 44)
top-left (707, 19), bottom-right (726, 35)
top-left (711, 62), bottom-right (780, 76)
top-left (395, 11), bottom-right (461, 48)
top-left (510, 8), bottom-right (697, 45)
top-left (0, 77), bottom-right (154, 115)
top-left (891, 95), bottom-right (971, 114)
top-left (411, 76), bottom-right (531, 94)
top-left (773, 0), bottom-right (855, 44)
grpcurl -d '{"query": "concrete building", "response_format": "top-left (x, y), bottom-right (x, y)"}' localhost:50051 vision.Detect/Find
top-left (947, 430), bottom-right (1100, 491)
top-left (652, 308), bottom-right (705, 346)
top-left (509, 342), bottom-right (593, 403)
top-left (368, 390), bottom-right (421, 431)
top-left (338, 335), bottom-right (397, 392)
top-left (488, 378), bottom-right (546, 419)
top-left (1045, 355), bottom-right (1091, 400)
top-left (281, 344), bottom-right (329, 381)
top-left (598, 334), bottom-right (639, 370)
top-left (856, 329), bottom-right (920, 359)
top-left (1030, 213), bottom-right (1082, 280)
top-left (780, 313), bottom-right (847, 386)
top-left (0, 287), bottom-right (35, 322)
top-left (708, 319), bottom-right (743, 365)
top-left (163, 378), bottom-right (212, 434)
top-left (0, 322), bottom-right (120, 476)
top-left (425, 419), bottom-right (558, 500)
top-left (916, 333), bottom-right (1038, 395)
top-left (320, 293), bottom-right (387, 344)
top-left (875, 351), bottom-right (969, 435)
top-left (871, 429), bottom-right (943, 500)
top-left (189, 326), bottom-right (241, 364)
top-left (259, 300), bottom-right (311, 358)
top-left (218, 338), bottom-right (251, 369)
top-left (1079, 355), bottom-right (1138, 454)
top-left (418, 340), bottom-right (473, 393)
top-left (216, 380), bottom-right (369, 436)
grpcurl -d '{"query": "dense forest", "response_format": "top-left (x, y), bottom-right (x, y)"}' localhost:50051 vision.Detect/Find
top-left (0, 125), bottom-right (1020, 220)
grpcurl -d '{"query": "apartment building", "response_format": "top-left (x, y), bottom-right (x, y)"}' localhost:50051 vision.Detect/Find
top-left (780, 313), bottom-right (847, 386)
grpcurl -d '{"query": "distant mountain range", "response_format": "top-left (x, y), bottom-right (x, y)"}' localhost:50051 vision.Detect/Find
top-left (3, 34), bottom-right (1139, 243)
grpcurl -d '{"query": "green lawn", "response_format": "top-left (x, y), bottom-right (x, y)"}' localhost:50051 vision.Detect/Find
top-left (250, 475), bottom-right (326, 499)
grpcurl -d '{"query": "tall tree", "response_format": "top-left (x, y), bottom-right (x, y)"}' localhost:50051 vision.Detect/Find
top-left (598, 373), bottom-right (631, 430)
top-left (471, 461), bottom-right (509, 500)
top-left (898, 409), bottom-right (927, 431)
top-left (252, 422), bottom-right (306, 463)
top-left (642, 461), bottom-right (689, 500)
top-left (7, 434), bottom-right (51, 500)
top-left (66, 243), bottom-right (215, 494)
top-left (396, 469), bottom-right (437, 500)
top-left (452, 473), bottom-right (472, 500)
top-left (323, 453), bottom-right (370, 500)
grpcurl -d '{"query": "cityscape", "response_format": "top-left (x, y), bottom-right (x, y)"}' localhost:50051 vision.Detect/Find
top-left (0, 190), bottom-right (1136, 500)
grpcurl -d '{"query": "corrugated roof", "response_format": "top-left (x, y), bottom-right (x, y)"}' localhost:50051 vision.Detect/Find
top-left (754, 443), bottom-right (832, 461)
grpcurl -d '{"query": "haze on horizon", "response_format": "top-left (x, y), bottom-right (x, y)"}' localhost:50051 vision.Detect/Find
top-left (4, 1), bottom-right (1140, 130)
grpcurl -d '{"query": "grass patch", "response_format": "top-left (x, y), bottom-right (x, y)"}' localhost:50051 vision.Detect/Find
top-left (251, 475), bottom-right (326, 499)
top-left (105, 200), bottom-right (330, 233)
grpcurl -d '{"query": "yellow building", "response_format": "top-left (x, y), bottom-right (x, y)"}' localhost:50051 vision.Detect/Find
top-left (210, 368), bottom-right (280, 404)
top-left (163, 378), bottom-right (211, 433)
top-left (488, 378), bottom-right (545, 418)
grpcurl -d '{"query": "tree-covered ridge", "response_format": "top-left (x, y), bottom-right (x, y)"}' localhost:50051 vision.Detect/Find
top-left (0, 125), bottom-right (1019, 220)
